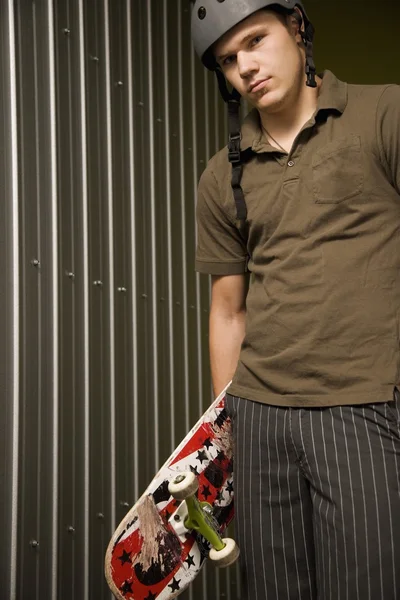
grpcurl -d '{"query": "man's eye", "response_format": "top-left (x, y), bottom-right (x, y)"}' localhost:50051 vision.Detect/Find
top-left (223, 55), bottom-right (236, 66)
top-left (250, 35), bottom-right (263, 46)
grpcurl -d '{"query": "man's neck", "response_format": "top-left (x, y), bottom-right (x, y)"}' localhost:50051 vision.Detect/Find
top-left (259, 75), bottom-right (322, 151)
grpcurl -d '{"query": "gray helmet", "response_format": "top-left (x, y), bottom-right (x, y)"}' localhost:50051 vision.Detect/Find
top-left (191, 0), bottom-right (310, 71)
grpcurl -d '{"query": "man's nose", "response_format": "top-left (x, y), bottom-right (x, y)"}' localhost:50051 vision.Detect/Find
top-left (237, 51), bottom-right (258, 78)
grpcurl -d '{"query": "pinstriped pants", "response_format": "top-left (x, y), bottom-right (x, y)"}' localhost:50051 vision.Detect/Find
top-left (226, 390), bottom-right (400, 599)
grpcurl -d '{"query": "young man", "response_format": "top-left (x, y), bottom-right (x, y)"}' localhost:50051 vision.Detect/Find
top-left (191, 1), bottom-right (400, 598)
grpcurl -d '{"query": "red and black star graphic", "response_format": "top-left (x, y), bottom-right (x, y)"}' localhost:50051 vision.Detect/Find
top-left (202, 485), bottom-right (212, 500)
top-left (185, 553), bottom-right (196, 567)
top-left (120, 580), bottom-right (133, 595)
top-left (196, 450), bottom-right (208, 464)
top-left (216, 450), bottom-right (226, 462)
top-left (117, 549), bottom-right (131, 566)
top-left (168, 577), bottom-right (181, 592)
top-left (203, 437), bottom-right (213, 450)
top-left (216, 490), bottom-right (224, 502)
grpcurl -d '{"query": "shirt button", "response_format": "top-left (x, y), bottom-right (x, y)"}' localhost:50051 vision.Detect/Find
top-left (288, 160), bottom-right (295, 167)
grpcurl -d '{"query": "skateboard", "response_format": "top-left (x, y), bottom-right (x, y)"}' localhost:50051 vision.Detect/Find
top-left (104, 384), bottom-right (239, 600)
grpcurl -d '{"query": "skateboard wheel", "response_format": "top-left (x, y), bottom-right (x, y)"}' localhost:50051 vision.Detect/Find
top-left (168, 472), bottom-right (199, 500)
top-left (209, 538), bottom-right (240, 568)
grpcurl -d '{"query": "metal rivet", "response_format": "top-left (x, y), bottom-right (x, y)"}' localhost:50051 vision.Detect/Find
top-left (93, 280), bottom-right (103, 287)
top-left (115, 81), bottom-right (123, 87)
top-left (90, 55), bottom-right (99, 62)
top-left (32, 259), bottom-right (40, 267)
top-left (156, 118), bottom-right (163, 123)
top-left (142, 293), bottom-right (148, 299)
top-left (176, 301), bottom-right (181, 306)
top-left (30, 540), bottom-right (39, 548)
top-left (67, 526), bottom-right (75, 534)
top-left (198, 6), bottom-right (206, 19)
top-left (96, 512), bottom-right (104, 520)
top-left (138, 101), bottom-right (144, 107)
top-left (62, 28), bottom-right (71, 35)
top-left (117, 287), bottom-right (127, 293)
top-left (120, 501), bottom-right (130, 508)
top-left (67, 272), bottom-right (75, 280)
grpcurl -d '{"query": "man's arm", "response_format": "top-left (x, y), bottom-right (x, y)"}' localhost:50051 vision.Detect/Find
top-left (377, 84), bottom-right (400, 194)
top-left (209, 273), bottom-right (248, 397)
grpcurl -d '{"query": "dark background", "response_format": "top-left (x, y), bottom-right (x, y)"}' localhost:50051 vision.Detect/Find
top-left (309, 0), bottom-right (400, 84)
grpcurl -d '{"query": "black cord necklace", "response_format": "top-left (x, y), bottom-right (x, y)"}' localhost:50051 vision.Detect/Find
top-left (261, 124), bottom-right (287, 153)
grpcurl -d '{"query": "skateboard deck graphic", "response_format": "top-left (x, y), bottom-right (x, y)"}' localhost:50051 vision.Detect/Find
top-left (104, 387), bottom-right (235, 600)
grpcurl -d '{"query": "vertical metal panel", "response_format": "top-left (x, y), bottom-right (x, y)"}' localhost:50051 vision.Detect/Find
top-left (77, 0), bottom-right (90, 594)
top-left (85, 1), bottom-right (114, 595)
top-left (103, 0), bottom-right (117, 544)
top-left (190, 32), bottom-right (203, 418)
top-left (13, 1), bottom-right (60, 598)
top-left (9, 0), bottom-right (20, 586)
top-left (145, 0), bottom-right (160, 471)
top-left (131, 0), bottom-right (157, 503)
top-left (54, 0), bottom-right (91, 594)
top-left (0, 1), bottom-right (228, 599)
top-left (126, 0), bottom-right (140, 508)
top-left (147, 0), bottom-right (179, 463)
top-left (0, 2), bottom-right (20, 599)
top-left (162, 0), bottom-right (176, 452)
top-left (177, 0), bottom-right (190, 435)
top-left (47, 1), bottom-right (60, 597)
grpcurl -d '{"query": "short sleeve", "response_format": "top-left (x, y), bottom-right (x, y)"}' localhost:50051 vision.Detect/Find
top-left (377, 84), bottom-right (400, 195)
top-left (195, 165), bottom-right (248, 275)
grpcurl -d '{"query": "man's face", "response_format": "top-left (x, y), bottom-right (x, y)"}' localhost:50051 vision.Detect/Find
top-left (214, 9), bottom-right (305, 113)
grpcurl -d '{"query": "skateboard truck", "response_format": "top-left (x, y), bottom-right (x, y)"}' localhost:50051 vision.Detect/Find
top-left (168, 472), bottom-right (239, 568)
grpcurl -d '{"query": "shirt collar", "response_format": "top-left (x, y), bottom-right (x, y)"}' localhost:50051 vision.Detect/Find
top-left (240, 70), bottom-right (348, 153)
top-left (316, 70), bottom-right (348, 114)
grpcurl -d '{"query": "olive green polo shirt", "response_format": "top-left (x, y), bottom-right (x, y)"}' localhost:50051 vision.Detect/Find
top-left (196, 70), bottom-right (400, 407)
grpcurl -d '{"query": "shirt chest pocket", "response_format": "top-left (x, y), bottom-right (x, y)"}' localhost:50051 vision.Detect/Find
top-left (312, 135), bottom-right (364, 204)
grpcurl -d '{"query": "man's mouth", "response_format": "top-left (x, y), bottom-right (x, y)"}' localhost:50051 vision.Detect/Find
top-left (249, 78), bottom-right (271, 94)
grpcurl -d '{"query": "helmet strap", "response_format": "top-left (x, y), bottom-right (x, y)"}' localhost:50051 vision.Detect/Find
top-left (215, 68), bottom-right (248, 222)
top-left (302, 22), bottom-right (317, 88)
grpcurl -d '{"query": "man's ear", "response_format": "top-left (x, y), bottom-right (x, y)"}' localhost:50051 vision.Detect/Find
top-left (290, 8), bottom-right (305, 42)
top-left (290, 7), bottom-right (304, 33)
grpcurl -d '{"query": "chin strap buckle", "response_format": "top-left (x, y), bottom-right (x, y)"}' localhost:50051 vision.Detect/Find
top-left (228, 132), bottom-right (242, 164)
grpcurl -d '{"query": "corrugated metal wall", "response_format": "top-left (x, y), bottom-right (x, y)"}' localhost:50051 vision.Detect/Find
top-left (0, 1), bottom-right (236, 599)
top-left (3, 1), bottom-right (398, 600)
